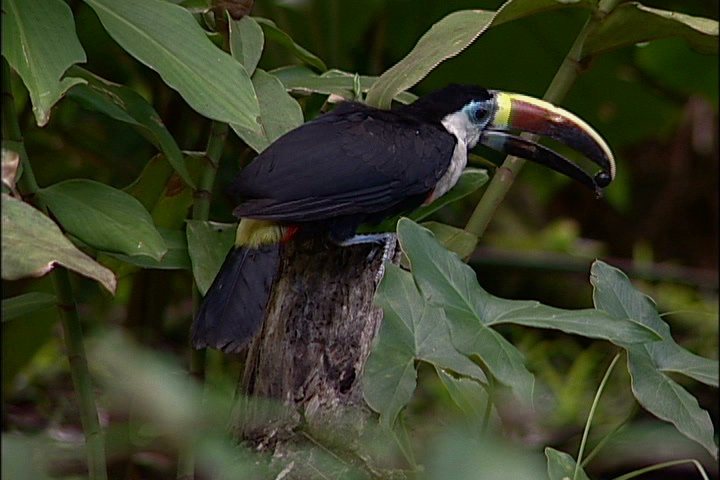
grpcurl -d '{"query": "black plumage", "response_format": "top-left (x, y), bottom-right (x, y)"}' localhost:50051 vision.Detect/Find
top-left (192, 84), bottom-right (616, 352)
top-left (230, 102), bottom-right (458, 235)
top-left (191, 244), bottom-right (281, 352)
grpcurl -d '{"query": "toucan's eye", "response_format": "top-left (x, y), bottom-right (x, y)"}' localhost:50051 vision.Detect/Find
top-left (473, 105), bottom-right (489, 122)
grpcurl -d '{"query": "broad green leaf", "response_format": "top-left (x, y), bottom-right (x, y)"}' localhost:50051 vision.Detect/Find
top-left (67, 67), bottom-right (195, 188)
top-left (229, 16), bottom-right (264, 76)
top-left (422, 222), bottom-right (478, 259)
top-left (1, 193), bottom-right (116, 293)
top-left (84, 0), bottom-right (261, 131)
top-left (272, 66), bottom-right (417, 105)
top-left (591, 260), bottom-right (718, 458)
top-left (494, 305), bottom-right (661, 345)
top-left (148, 178), bottom-right (194, 230)
top-left (2, 293), bottom-right (57, 322)
top-left (591, 261), bottom-right (719, 386)
top-left (366, 1), bottom-right (596, 108)
top-left (231, 69), bottom-right (304, 153)
top-left (2, 0), bottom-right (86, 126)
top-left (254, 17), bottom-right (326, 72)
top-left (186, 220), bottom-right (236, 295)
top-left (545, 447), bottom-right (590, 480)
top-left (124, 154), bottom-right (175, 211)
top-left (626, 345), bottom-right (717, 459)
top-left (397, 218), bottom-right (534, 404)
top-left (363, 265), bottom-right (487, 426)
top-left (652, 342), bottom-right (718, 388)
top-left (39, 179), bottom-right (167, 261)
top-left (583, 3), bottom-right (719, 57)
top-left (436, 368), bottom-right (497, 425)
top-left (124, 152), bottom-right (206, 218)
top-left (366, 10), bottom-right (494, 108)
top-left (105, 228), bottom-right (190, 270)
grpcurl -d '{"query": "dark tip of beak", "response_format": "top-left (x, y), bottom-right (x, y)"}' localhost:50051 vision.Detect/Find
top-left (594, 171), bottom-right (612, 188)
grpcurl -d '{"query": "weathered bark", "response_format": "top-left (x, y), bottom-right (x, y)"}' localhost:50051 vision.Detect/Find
top-left (233, 236), bottom-right (399, 474)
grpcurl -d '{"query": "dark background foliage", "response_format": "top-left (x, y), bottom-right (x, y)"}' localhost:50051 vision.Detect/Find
top-left (2, 0), bottom-right (717, 479)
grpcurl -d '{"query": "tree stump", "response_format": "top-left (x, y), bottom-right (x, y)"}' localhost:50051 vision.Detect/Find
top-left (234, 236), bottom-right (399, 475)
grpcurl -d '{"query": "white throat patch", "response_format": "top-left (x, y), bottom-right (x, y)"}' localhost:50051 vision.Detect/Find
top-left (427, 110), bottom-right (479, 203)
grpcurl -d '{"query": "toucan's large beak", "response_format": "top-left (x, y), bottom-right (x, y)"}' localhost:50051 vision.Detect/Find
top-left (480, 91), bottom-right (615, 194)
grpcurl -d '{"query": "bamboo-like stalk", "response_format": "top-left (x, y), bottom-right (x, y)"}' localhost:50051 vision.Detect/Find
top-left (176, 121), bottom-right (228, 480)
top-left (2, 59), bottom-right (108, 480)
top-left (464, 0), bottom-right (622, 241)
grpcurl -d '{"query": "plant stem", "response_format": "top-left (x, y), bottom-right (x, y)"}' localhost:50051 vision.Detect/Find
top-left (574, 353), bottom-right (621, 480)
top-left (611, 459), bottom-right (710, 480)
top-left (177, 120), bottom-right (228, 480)
top-left (463, 1), bottom-right (615, 242)
top-left (2, 59), bottom-right (108, 480)
top-left (580, 403), bottom-right (638, 467)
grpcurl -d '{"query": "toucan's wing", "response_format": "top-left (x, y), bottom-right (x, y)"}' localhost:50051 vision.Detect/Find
top-left (230, 103), bottom-right (456, 222)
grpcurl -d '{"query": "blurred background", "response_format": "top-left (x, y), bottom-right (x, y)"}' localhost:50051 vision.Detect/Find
top-left (3, 0), bottom-right (717, 478)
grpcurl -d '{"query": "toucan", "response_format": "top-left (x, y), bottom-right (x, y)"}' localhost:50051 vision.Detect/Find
top-left (191, 84), bottom-right (616, 352)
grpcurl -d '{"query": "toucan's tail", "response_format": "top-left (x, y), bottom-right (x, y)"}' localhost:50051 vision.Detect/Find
top-left (191, 243), bottom-right (281, 353)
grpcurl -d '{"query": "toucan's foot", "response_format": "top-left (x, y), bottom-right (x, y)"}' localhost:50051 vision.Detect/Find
top-left (336, 233), bottom-right (395, 247)
top-left (336, 233), bottom-right (396, 284)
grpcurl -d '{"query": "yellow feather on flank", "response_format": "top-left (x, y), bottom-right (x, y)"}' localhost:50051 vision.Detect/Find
top-left (235, 219), bottom-right (286, 248)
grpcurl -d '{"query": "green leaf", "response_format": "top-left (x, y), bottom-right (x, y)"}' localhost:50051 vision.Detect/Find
top-left (545, 447), bottom-right (591, 480)
top-left (231, 69), bottom-right (304, 153)
top-left (1, 193), bottom-right (116, 293)
top-left (229, 16), bottom-right (264, 76)
top-left (591, 260), bottom-right (718, 458)
top-left (583, 3), bottom-right (719, 57)
top-left (2, 293), bottom-right (57, 322)
top-left (105, 228), bottom-right (190, 270)
top-left (436, 368), bottom-right (496, 424)
top-left (366, 10), bottom-right (494, 108)
top-left (39, 179), bottom-right (167, 261)
top-left (67, 67), bottom-right (195, 188)
top-left (366, 1), bottom-right (596, 108)
top-left (652, 343), bottom-right (719, 388)
top-left (421, 222), bottom-right (478, 259)
top-left (494, 305), bottom-right (661, 345)
top-left (397, 218), bottom-right (535, 405)
top-left (272, 66), bottom-right (417, 105)
top-left (626, 345), bottom-right (717, 459)
top-left (186, 220), bottom-right (236, 296)
top-left (591, 261), bottom-right (719, 386)
top-left (396, 219), bottom-right (664, 408)
top-left (254, 17), bottom-right (326, 72)
top-left (363, 265), bottom-right (487, 427)
top-left (83, 0), bottom-right (261, 131)
top-left (2, 0), bottom-right (86, 126)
